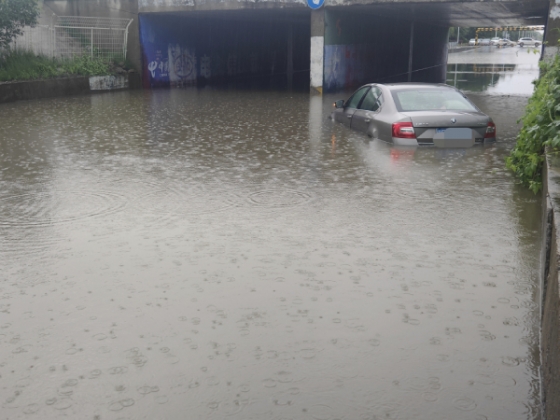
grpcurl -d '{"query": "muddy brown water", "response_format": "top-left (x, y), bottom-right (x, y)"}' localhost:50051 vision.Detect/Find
top-left (0, 49), bottom-right (543, 419)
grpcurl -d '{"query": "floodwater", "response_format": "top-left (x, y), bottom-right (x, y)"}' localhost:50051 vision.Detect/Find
top-left (0, 49), bottom-right (543, 420)
top-left (447, 46), bottom-right (541, 95)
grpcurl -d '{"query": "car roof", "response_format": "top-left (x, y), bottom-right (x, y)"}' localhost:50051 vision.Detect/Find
top-left (377, 83), bottom-right (455, 91)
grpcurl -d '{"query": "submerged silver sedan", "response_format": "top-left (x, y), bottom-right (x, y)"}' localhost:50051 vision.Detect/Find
top-left (332, 83), bottom-right (496, 147)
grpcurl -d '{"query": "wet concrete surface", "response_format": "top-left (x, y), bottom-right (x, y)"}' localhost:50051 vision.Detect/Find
top-left (0, 49), bottom-right (544, 419)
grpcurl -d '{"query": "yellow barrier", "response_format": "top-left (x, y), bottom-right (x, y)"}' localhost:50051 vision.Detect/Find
top-left (473, 26), bottom-right (544, 46)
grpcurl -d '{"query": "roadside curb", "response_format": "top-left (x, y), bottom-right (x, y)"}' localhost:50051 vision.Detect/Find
top-left (448, 46), bottom-right (476, 53)
top-left (541, 149), bottom-right (560, 420)
top-left (0, 73), bottom-right (141, 104)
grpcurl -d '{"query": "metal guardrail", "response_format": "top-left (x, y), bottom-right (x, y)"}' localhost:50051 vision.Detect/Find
top-left (10, 15), bottom-right (133, 61)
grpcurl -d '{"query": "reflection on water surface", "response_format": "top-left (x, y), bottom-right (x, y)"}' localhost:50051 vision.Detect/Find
top-left (447, 47), bottom-right (540, 95)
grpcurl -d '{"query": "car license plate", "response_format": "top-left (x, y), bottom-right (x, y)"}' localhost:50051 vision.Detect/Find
top-left (433, 128), bottom-right (474, 147)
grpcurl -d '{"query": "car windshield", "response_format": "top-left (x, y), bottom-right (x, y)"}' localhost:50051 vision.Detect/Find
top-left (391, 88), bottom-right (478, 112)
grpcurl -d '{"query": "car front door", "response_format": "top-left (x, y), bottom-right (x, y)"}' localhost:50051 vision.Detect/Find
top-left (335, 86), bottom-right (370, 127)
top-left (351, 86), bottom-right (382, 135)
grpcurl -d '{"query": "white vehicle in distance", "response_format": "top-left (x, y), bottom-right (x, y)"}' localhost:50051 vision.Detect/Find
top-left (495, 39), bottom-right (515, 47)
top-left (490, 37), bottom-right (502, 45)
top-left (517, 37), bottom-right (541, 47)
top-left (468, 39), bottom-right (490, 46)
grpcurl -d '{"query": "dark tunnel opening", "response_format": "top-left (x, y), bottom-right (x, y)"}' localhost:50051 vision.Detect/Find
top-left (323, 8), bottom-right (449, 91)
top-left (139, 10), bottom-right (311, 91)
top-left (139, 7), bottom-right (452, 93)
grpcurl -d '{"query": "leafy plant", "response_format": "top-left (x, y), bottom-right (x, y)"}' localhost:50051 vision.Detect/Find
top-left (0, 50), bottom-right (112, 81)
top-left (62, 54), bottom-right (111, 76)
top-left (506, 54), bottom-right (560, 193)
top-left (0, 0), bottom-right (39, 48)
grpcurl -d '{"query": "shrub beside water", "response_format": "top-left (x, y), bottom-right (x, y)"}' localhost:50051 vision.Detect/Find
top-left (506, 54), bottom-right (560, 193)
top-left (0, 50), bottom-right (111, 82)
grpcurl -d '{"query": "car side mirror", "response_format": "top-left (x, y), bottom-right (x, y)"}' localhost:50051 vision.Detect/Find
top-left (334, 100), bottom-right (345, 109)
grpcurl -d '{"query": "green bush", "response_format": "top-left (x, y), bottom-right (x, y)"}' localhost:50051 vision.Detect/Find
top-left (0, 50), bottom-right (112, 82)
top-left (62, 54), bottom-right (111, 76)
top-left (506, 54), bottom-right (560, 193)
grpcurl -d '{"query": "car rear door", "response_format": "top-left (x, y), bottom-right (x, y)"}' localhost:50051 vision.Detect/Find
top-left (335, 86), bottom-right (369, 128)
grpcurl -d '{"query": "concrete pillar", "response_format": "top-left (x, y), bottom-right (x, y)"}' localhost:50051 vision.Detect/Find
top-left (310, 9), bottom-right (325, 95)
top-left (287, 23), bottom-right (293, 90)
top-left (544, 0), bottom-right (560, 59)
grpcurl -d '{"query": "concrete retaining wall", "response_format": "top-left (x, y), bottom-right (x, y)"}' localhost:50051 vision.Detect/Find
top-left (0, 74), bottom-right (141, 104)
top-left (542, 152), bottom-right (560, 420)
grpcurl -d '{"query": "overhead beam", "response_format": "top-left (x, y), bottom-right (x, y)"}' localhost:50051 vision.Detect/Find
top-left (139, 0), bottom-right (550, 27)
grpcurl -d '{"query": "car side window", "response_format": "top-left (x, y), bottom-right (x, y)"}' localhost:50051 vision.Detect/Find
top-left (359, 87), bottom-right (382, 112)
top-left (346, 87), bottom-right (369, 109)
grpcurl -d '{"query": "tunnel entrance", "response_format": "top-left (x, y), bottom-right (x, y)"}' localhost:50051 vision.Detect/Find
top-left (139, 10), bottom-right (311, 90)
top-left (139, 7), bottom-right (447, 93)
top-left (138, 1), bottom-right (547, 94)
top-left (322, 8), bottom-right (449, 91)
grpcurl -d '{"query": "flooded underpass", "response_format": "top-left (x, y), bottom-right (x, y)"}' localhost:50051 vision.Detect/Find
top-left (0, 47), bottom-right (544, 419)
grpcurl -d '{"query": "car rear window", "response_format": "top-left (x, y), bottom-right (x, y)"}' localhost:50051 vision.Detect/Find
top-left (391, 89), bottom-right (478, 112)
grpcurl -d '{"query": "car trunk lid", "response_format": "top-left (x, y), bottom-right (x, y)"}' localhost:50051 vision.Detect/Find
top-left (401, 110), bottom-right (489, 146)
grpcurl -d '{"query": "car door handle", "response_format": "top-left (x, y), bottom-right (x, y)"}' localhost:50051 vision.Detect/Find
top-left (347, 115), bottom-right (352, 119)
top-left (364, 118), bottom-right (371, 122)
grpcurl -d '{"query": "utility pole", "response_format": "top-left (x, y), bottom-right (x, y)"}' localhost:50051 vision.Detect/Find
top-left (408, 22), bottom-right (414, 82)
top-left (457, 27), bottom-right (460, 44)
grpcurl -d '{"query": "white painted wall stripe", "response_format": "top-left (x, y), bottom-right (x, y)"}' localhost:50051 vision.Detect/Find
top-left (310, 36), bottom-right (324, 89)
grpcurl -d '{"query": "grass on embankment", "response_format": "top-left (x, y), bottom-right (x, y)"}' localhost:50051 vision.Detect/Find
top-left (0, 50), bottom-right (111, 82)
top-left (506, 53), bottom-right (560, 193)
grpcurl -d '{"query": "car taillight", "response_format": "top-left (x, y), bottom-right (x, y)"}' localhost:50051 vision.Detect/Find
top-left (392, 122), bottom-right (416, 139)
top-left (485, 122), bottom-right (496, 138)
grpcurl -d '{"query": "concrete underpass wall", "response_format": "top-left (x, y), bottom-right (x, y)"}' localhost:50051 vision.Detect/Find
top-left (542, 153), bottom-right (560, 420)
top-left (323, 9), bottom-right (448, 91)
top-left (411, 24), bottom-right (448, 84)
top-left (44, 0), bottom-right (141, 71)
top-left (139, 12), bottom-right (310, 89)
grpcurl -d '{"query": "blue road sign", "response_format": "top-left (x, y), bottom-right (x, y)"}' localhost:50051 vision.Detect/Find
top-left (307, 0), bottom-right (324, 10)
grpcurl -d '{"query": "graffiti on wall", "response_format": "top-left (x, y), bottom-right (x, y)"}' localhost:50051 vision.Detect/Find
top-left (324, 45), bottom-right (365, 91)
top-left (139, 14), bottom-right (305, 89)
top-left (144, 43), bottom-right (200, 86)
top-left (200, 55), bottom-right (211, 79)
top-left (323, 44), bottom-right (395, 91)
top-left (146, 45), bottom-right (169, 85)
top-left (169, 44), bottom-right (197, 85)
top-left (89, 75), bottom-right (129, 91)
